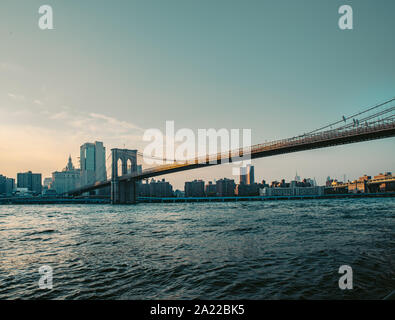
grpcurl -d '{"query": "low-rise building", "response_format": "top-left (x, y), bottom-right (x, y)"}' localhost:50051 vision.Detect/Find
top-left (371, 172), bottom-right (394, 192)
top-left (260, 186), bottom-right (324, 196)
top-left (348, 175), bottom-right (370, 193)
top-left (43, 177), bottom-right (53, 189)
top-left (260, 187), bottom-right (293, 197)
top-left (174, 189), bottom-right (185, 198)
top-left (14, 188), bottom-right (33, 197)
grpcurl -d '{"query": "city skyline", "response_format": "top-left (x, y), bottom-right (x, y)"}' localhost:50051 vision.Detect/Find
top-left (2, 151), bottom-right (393, 195)
top-left (1, 0), bottom-right (395, 190)
top-left (3, 156), bottom-right (393, 198)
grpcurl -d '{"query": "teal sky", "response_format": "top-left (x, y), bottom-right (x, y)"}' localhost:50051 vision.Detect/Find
top-left (0, 0), bottom-right (394, 189)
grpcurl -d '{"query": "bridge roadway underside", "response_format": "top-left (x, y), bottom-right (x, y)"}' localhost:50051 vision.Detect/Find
top-left (68, 125), bottom-right (395, 203)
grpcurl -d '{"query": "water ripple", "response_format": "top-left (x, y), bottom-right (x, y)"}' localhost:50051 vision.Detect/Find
top-left (0, 198), bottom-right (394, 299)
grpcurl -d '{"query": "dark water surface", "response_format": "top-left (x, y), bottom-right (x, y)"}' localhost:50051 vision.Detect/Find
top-left (0, 199), bottom-right (394, 299)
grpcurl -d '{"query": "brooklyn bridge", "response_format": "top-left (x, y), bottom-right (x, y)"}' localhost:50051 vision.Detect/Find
top-left (66, 97), bottom-right (395, 204)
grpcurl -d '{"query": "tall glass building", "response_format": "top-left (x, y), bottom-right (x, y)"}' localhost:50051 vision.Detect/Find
top-left (80, 141), bottom-right (107, 187)
top-left (239, 165), bottom-right (255, 185)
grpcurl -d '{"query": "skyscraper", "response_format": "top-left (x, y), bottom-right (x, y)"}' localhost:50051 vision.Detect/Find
top-left (80, 141), bottom-right (106, 186)
top-left (246, 164), bottom-right (255, 185)
top-left (240, 165), bottom-right (254, 185)
top-left (240, 167), bottom-right (247, 185)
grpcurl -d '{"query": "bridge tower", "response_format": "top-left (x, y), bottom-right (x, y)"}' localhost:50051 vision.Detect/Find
top-left (111, 148), bottom-right (138, 204)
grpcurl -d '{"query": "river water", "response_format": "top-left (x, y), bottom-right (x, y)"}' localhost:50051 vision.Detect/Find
top-left (0, 198), bottom-right (394, 299)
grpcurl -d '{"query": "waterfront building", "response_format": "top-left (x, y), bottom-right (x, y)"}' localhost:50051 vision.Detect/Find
top-left (152, 179), bottom-right (173, 197)
top-left (174, 189), bottom-right (185, 198)
top-left (325, 180), bottom-right (348, 194)
top-left (260, 186), bottom-right (325, 197)
top-left (216, 178), bottom-right (235, 197)
top-left (305, 178), bottom-right (316, 187)
top-left (17, 171), bottom-right (42, 195)
top-left (374, 172), bottom-right (392, 180)
top-left (290, 178), bottom-right (314, 188)
top-left (138, 179), bottom-right (173, 197)
top-left (261, 175), bottom-right (324, 197)
top-left (271, 179), bottom-right (289, 188)
top-left (295, 186), bottom-right (325, 196)
top-left (43, 189), bottom-right (57, 197)
top-left (347, 175), bottom-right (370, 193)
top-left (205, 181), bottom-right (217, 197)
top-left (235, 183), bottom-right (259, 196)
top-left (260, 187), bottom-right (293, 197)
top-left (324, 172), bottom-right (394, 194)
top-left (43, 177), bottom-right (53, 189)
top-left (51, 155), bottom-right (81, 195)
top-left (14, 188), bottom-right (34, 197)
top-left (6, 178), bottom-right (15, 196)
top-left (0, 175), bottom-right (6, 195)
top-left (185, 180), bottom-right (205, 197)
top-left (372, 172), bottom-right (394, 192)
top-left (138, 180), bottom-right (149, 197)
top-left (80, 141), bottom-right (106, 186)
top-left (346, 173), bottom-right (395, 193)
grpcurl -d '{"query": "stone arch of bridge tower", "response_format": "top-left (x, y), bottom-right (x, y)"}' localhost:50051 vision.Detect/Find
top-left (111, 148), bottom-right (138, 204)
top-left (116, 158), bottom-right (123, 177)
top-left (127, 158), bottom-right (133, 174)
top-left (111, 148), bottom-right (138, 179)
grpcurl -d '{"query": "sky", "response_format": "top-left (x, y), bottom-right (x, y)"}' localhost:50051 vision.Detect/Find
top-left (0, 0), bottom-right (394, 189)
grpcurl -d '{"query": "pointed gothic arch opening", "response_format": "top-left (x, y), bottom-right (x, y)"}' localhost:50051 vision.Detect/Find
top-left (117, 158), bottom-right (123, 177)
top-left (127, 159), bottom-right (133, 174)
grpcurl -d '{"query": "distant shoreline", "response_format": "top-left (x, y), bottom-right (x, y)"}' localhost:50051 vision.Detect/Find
top-left (1, 192), bottom-right (394, 205)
